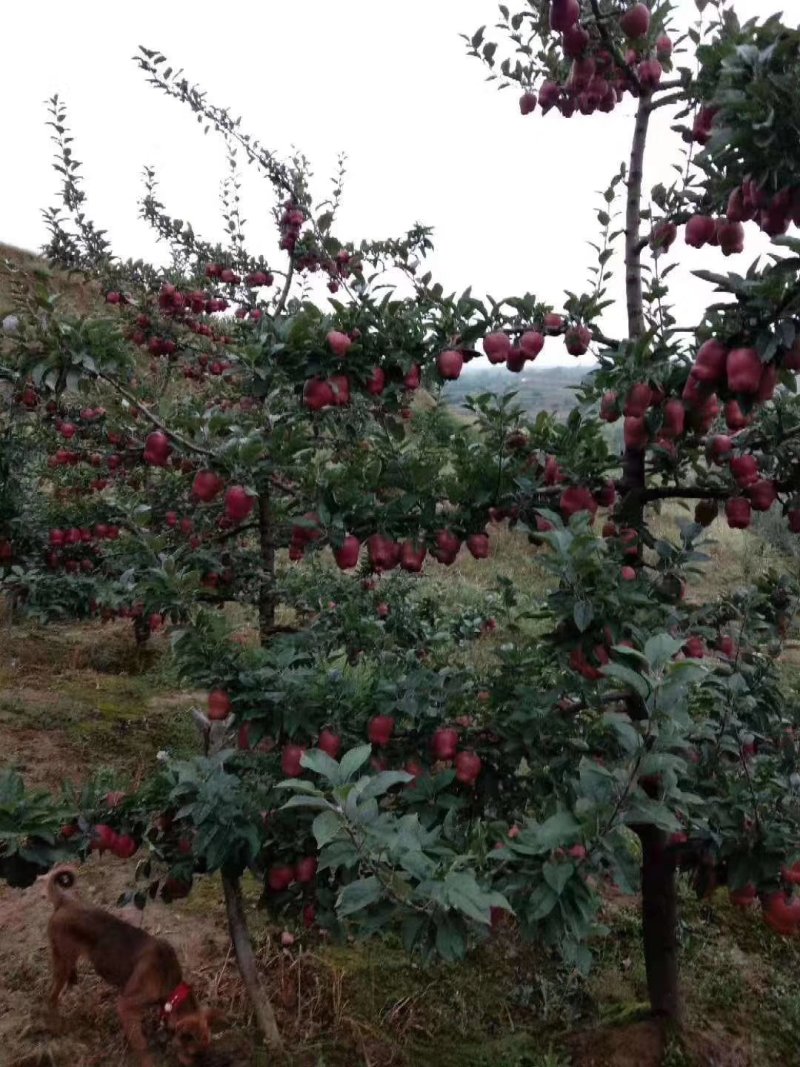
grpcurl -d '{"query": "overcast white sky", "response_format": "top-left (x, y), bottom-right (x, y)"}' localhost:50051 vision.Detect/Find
top-left (2, 0), bottom-right (788, 367)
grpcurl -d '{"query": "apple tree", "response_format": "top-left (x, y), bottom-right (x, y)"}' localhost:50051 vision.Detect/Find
top-left (3, 0), bottom-right (800, 1052)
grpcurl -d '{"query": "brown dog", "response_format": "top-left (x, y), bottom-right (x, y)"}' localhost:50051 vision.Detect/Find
top-left (45, 864), bottom-right (216, 1066)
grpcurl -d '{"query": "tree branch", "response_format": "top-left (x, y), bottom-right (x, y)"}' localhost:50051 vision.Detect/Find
top-left (95, 370), bottom-right (213, 457)
top-left (651, 91), bottom-right (688, 113)
top-left (589, 0), bottom-right (642, 94)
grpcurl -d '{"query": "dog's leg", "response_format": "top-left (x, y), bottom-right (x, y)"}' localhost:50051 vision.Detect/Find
top-left (117, 992), bottom-right (156, 1067)
top-left (48, 944), bottom-right (79, 1024)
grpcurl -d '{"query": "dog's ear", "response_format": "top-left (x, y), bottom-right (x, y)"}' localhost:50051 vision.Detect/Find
top-left (202, 1007), bottom-right (225, 1029)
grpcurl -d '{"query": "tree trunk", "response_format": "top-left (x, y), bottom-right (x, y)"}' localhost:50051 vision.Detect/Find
top-left (636, 825), bottom-right (681, 1021)
top-left (257, 487), bottom-right (276, 646)
top-left (222, 874), bottom-right (285, 1055)
top-left (620, 93), bottom-right (653, 528)
top-left (623, 90), bottom-right (682, 1022)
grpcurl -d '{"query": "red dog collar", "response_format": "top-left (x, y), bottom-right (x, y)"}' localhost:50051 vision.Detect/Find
top-left (162, 982), bottom-right (193, 1020)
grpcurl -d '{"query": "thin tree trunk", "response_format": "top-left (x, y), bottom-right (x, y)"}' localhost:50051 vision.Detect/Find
top-left (222, 874), bottom-right (285, 1054)
top-left (202, 708), bottom-right (284, 1053)
top-left (636, 825), bottom-right (682, 1021)
top-left (624, 94), bottom-right (652, 343)
top-left (619, 94), bottom-right (653, 532)
top-left (257, 487), bottom-right (276, 646)
top-left (623, 88), bottom-right (682, 1021)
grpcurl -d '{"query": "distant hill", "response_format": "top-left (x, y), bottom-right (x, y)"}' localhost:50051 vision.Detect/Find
top-left (443, 364), bottom-right (593, 419)
top-left (1, 242), bottom-right (100, 316)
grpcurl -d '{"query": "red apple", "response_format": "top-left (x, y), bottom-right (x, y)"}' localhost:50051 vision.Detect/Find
top-left (112, 834), bottom-right (138, 860)
top-left (294, 856), bottom-right (318, 884)
top-left (693, 339), bottom-right (728, 384)
top-left (318, 729), bottom-right (342, 759)
top-left (621, 566), bottom-right (637, 581)
top-left (432, 728), bottom-right (460, 761)
top-left (747, 479), bottom-right (777, 512)
top-left (403, 364), bottom-right (421, 390)
top-left (730, 455), bottom-right (759, 488)
top-left (726, 497), bottom-right (752, 529)
top-left (726, 348), bottom-right (763, 394)
top-left (399, 541), bottom-right (427, 572)
top-left (192, 469), bottom-right (224, 502)
top-left (267, 864), bottom-right (295, 892)
top-left (91, 824), bottom-right (118, 853)
top-left (709, 435), bottom-right (732, 464)
top-left (661, 399), bottom-right (685, 438)
top-left (466, 533), bottom-right (490, 559)
top-left (367, 533), bottom-right (399, 571)
top-left (600, 391), bottom-right (620, 422)
top-left (564, 325), bottom-right (591, 356)
top-left (333, 534), bottom-right (360, 570)
top-left (437, 349), bottom-right (464, 380)
top-left (685, 214), bottom-right (716, 249)
top-left (656, 34), bottom-right (673, 59)
top-left (366, 367), bottom-right (386, 395)
top-left (624, 416), bottom-right (648, 451)
top-left (624, 383), bottom-right (653, 417)
top-left (454, 750), bottom-right (483, 786)
top-left (281, 744), bottom-right (307, 777)
top-left (224, 486), bottom-right (254, 523)
top-left (725, 400), bottom-right (750, 430)
top-left (560, 486), bottom-right (598, 519)
top-left (684, 636), bottom-right (706, 659)
top-left (717, 219), bottom-right (745, 256)
top-left (620, 3), bottom-right (651, 38)
top-left (519, 331), bottom-right (544, 358)
top-left (208, 690), bottom-right (232, 720)
top-left (519, 91), bottom-right (537, 115)
top-left (730, 884), bottom-right (757, 908)
top-left (327, 330), bottom-right (353, 357)
top-left (549, 0), bottom-right (580, 33)
top-left (483, 332), bottom-right (512, 364)
top-left (368, 715), bottom-right (395, 746)
top-left (763, 892), bottom-right (800, 936)
top-left (303, 377), bottom-right (336, 411)
top-left (433, 529), bottom-right (461, 564)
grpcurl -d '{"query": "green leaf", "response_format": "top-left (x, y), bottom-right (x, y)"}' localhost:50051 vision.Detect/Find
top-left (300, 748), bottom-right (341, 783)
top-left (543, 860), bottom-right (575, 895)
top-left (643, 633), bottom-right (685, 669)
top-left (526, 883), bottom-right (559, 922)
top-left (573, 600), bottom-right (594, 633)
top-left (312, 809), bottom-right (343, 849)
top-left (339, 744), bottom-right (372, 782)
top-left (434, 915), bottom-right (467, 962)
top-left (530, 811), bottom-right (580, 853)
top-left (443, 871), bottom-right (494, 925)
top-left (360, 771), bottom-right (413, 801)
top-left (601, 662), bottom-right (651, 700)
top-left (623, 798), bottom-right (681, 832)
top-left (337, 876), bottom-right (381, 917)
top-left (281, 795), bottom-right (334, 811)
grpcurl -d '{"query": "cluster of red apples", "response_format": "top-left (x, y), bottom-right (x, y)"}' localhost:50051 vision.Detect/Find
top-left (518, 3), bottom-right (669, 120)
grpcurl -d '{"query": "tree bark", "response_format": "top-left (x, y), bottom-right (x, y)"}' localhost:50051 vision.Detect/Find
top-left (257, 487), bottom-right (277, 646)
top-left (619, 94), bottom-right (653, 535)
top-left (623, 89), bottom-right (682, 1022)
top-left (635, 825), bottom-right (682, 1021)
top-left (222, 874), bottom-right (285, 1055)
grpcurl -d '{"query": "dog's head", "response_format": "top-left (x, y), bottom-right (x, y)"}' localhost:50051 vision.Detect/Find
top-left (170, 1008), bottom-right (222, 1064)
